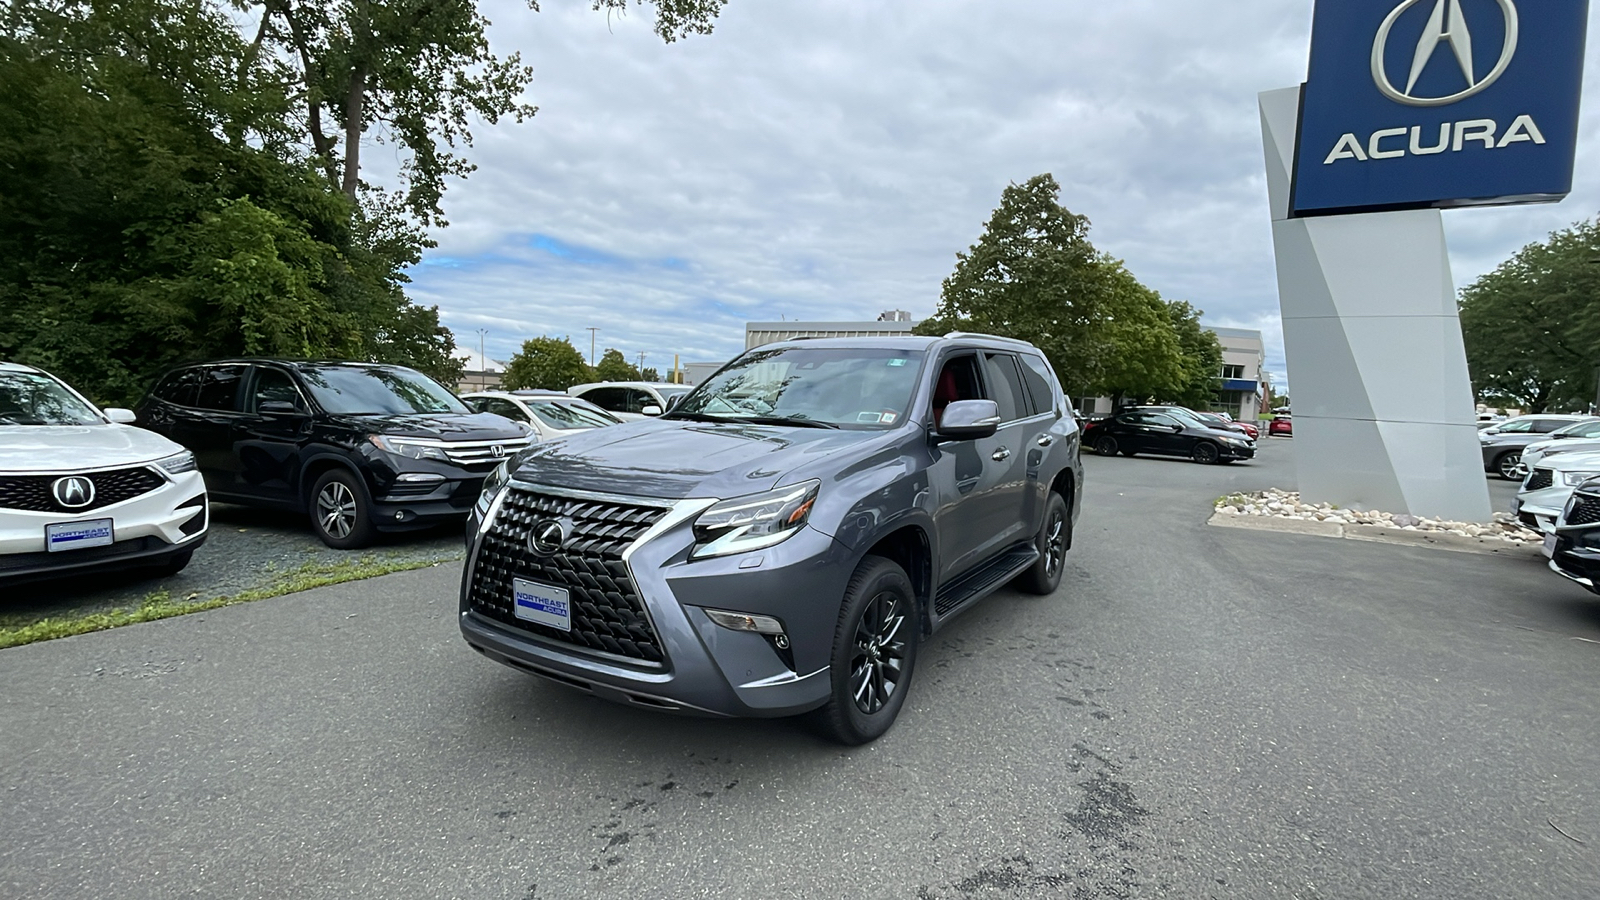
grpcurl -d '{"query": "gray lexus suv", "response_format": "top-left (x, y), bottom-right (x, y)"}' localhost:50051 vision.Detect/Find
top-left (458, 333), bottom-right (1083, 743)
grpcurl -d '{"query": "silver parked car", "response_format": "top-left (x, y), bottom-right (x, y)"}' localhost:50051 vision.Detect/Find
top-left (1512, 448), bottom-right (1600, 533)
top-left (461, 390), bottom-right (622, 441)
top-left (1514, 418), bottom-right (1600, 476)
top-left (1479, 414), bottom-right (1592, 480)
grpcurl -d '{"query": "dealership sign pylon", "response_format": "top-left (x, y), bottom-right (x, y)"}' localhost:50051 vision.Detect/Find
top-left (1261, 0), bottom-right (1588, 521)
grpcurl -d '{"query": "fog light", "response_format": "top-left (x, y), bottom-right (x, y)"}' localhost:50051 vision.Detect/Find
top-left (704, 609), bottom-right (786, 635)
top-left (396, 473), bottom-right (446, 483)
top-left (394, 511), bottom-right (406, 521)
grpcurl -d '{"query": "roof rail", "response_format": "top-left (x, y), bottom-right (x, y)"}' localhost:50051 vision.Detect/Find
top-left (942, 331), bottom-right (1037, 349)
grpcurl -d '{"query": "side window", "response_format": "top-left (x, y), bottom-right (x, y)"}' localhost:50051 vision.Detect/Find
top-left (155, 369), bottom-right (200, 407)
top-left (1018, 354), bottom-right (1058, 417)
top-left (931, 354), bottom-right (983, 426)
top-left (1531, 419), bottom-right (1568, 434)
top-left (465, 397), bottom-right (490, 413)
top-left (582, 387), bottom-right (629, 413)
top-left (627, 389), bottom-right (658, 414)
top-left (981, 353), bottom-right (1025, 422)
top-left (1149, 414), bottom-right (1183, 429)
top-left (1497, 419), bottom-right (1533, 433)
top-left (487, 398), bottom-right (529, 422)
top-left (251, 367), bottom-right (304, 412)
top-left (194, 365), bottom-right (244, 412)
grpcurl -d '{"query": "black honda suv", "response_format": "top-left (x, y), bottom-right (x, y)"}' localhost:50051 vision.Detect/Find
top-left (459, 333), bottom-right (1083, 744)
top-left (136, 360), bottom-right (530, 547)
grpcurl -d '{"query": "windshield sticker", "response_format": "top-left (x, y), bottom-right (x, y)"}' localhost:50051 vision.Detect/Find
top-left (887, 358), bottom-right (907, 367)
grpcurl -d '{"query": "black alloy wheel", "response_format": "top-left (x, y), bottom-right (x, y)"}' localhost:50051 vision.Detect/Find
top-left (1191, 441), bottom-right (1220, 465)
top-left (1095, 435), bottom-right (1119, 456)
top-left (1016, 491), bottom-right (1070, 595)
top-left (309, 469), bottom-right (377, 549)
top-left (1497, 452), bottom-right (1522, 480)
top-left (815, 555), bottom-right (919, 745)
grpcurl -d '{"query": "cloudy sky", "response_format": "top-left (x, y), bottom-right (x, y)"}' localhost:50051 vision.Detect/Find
top-left (400, 0), bottom-right (1600, 390)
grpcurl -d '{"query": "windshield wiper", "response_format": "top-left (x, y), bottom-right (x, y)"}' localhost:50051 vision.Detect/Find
top-left (660, 411), bottom-right (729, 423)
top-left (736, 415), bottom-right (841, 429)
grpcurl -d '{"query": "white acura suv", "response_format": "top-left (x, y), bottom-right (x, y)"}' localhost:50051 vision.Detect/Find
top-left (1, 362), bottom-right (207, 584)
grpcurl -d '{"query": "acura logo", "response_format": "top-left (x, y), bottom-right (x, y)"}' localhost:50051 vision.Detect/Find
top-left (52, 475), bottom-right (95, 509)
top-left (1372, 0), bottom-right (1519, 107)
top-left (528, 519), bottom-right (568, 557)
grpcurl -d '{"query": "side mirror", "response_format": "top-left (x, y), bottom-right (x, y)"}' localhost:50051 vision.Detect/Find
top-left (664, 393), bottom-right (685, 411)
top-left (259, 400), bottom-right (306, 417)
top-left (104, 408), bottom-right (137, 424)
top-left (1170, 424), bottom-right (1184, 433)
top-left (641, 404), bottom-right (663, 417)
top-left (937, 399), bottom-right (1001, 440)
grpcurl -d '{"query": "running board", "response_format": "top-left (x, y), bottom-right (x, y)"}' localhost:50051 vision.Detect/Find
top-left (933, 543), bottom-right (1039, 618)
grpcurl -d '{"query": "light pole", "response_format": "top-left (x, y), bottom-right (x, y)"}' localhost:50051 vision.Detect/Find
top-left (637, 351), bottom-right (647, 375)
top-left (475, 328), bottom-right (488, 388)
top-left (586, 327), bottom-right (599, 367)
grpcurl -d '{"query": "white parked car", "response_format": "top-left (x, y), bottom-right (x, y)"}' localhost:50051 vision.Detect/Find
top-left (460, 390), bottom-right (623, 441)
top-left (1513, 448), bottom-right (1600, 533)
top-left (0, 362), bottom-right (207, 583)
top-left (566, 381), bottom-right (693, 421)
top-left (1515, 418), bottom-right (1600, 475)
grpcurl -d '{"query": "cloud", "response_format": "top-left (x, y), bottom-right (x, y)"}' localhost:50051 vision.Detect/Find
top-left (390, 0), bottom-right (1600, 386)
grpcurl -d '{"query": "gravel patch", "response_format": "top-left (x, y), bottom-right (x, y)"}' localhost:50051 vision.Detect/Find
top-left (1214, 488), bottom-right (1543, 545)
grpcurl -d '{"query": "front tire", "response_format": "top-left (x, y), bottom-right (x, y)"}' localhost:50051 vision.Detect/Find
top-left (1191, 442), bottom-right (1220, 465)
top-left (814, 556), bottom-right (919, 745)
top-left (1094, 435), bottom-right (1119, 456)
top-left (309, 469), bottom-right (377, 549)
top-left (1015, 491), bottom-right (1070, 595)
top-left (1496, 452), bottom-right (1522, 480)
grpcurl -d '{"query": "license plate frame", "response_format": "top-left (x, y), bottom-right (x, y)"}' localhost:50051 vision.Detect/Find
top-left (513, 577), bottom-right (572, 632)
top-left (1542, 532), bottom-right (1557, 559)
top-left (46, 518), bottom-right (114, 553)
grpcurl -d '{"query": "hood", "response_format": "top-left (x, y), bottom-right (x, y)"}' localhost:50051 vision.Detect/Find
top-left (1546, 449), bottom-right (1600, 473)
top-left (1532, 438), bottom-right (1600, 459)
top-left (333, 412), bottom-right (530, 442)
top-left (507, 419), bottom-right (881, 499)
top-left (0, 424), bottom-right (184, 473)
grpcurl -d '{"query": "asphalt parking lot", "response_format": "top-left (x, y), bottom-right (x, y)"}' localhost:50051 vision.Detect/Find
top-left (2, 504), bottom-right (464, 627)
top-left (3, 439), bottom-right (1597, 899)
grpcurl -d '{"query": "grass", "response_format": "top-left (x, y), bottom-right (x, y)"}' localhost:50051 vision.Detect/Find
top-left (0, 554), bottom-right (449, 650)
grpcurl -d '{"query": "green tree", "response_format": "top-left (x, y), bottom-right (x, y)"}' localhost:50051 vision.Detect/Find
top-left (1161, 300), bottom-right (1224, 410)
top-left (640, 366), bottom-right (661, 382)
top-left (594, 348), bottom-right (640, 382)
top-left (915, 174), bottom-right (1186, 403)
top-left (1459, 218), bottom-right (1600, 413)
top-left (500, 336), bottom-right (591, 390)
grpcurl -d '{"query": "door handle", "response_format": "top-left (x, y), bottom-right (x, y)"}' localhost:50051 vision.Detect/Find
top-left (1037, 435), bottom-right (1054, 447)
top-left (991, 447), bottom-right (1011, 461)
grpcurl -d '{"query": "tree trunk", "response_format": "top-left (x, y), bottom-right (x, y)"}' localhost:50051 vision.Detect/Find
top-left (341, 65), bottom-right (366, 200)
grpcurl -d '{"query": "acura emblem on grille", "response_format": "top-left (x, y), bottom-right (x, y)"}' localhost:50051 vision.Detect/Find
top-left (52, 475), bottom-right (95, 509)
top-left (528, 518), bottom-right (568, 556)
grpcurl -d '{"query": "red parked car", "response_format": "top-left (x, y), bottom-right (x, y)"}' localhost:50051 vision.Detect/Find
top-left (1268, 415), bottom-right (1292, 436)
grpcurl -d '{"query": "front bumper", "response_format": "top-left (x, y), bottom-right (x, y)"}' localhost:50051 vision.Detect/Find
top-left (0, 468), bottom-right (208, 583)
top-left (1514, 485), bottom-right (1573, 534)
top-left (1220, 443), bottom-right (1256, 460)
top-left (1549, 533), bottom-right (1600, 596)
top-left (459, 486), bottom-right (857, 718)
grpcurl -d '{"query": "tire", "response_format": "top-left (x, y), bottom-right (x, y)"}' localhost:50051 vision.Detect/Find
top-left (1496, 452), bottom-right (1522, 480)
top-left (309, 468), bottom-right (377, 549)
top-left (1094, 435), bottom-right (1119, 456)
top-left (1015, 491), bottom-right (1070, 595)
top-left (1191, 442), bottom-right (1220, 465)
top-left (813, 556), bottom-right (920, 745)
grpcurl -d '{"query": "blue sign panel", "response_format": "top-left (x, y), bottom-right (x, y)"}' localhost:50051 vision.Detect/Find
top-left (1292, 0), bottom-right (1588, 216)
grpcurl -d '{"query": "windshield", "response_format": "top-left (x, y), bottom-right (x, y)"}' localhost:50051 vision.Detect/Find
top-left (299, 365), bottom-right (468, 415)
top-left (530, 400), bottom-right (620, 430)
top-left (669, 346), bottom-right (926, 429)
top-left (1553, 419), bottom-right (1600, 439)
top-left (0, 372), bottom-right (103, 426)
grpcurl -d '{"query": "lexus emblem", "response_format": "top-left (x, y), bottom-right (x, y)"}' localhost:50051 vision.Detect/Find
top-left (490, 444), bottom-right (505, 458)
top-left (52, 475), bottom-right (95, 509)
top-left (1372, 0), bottom-right (1518, 107)
top-left (528, 519), bottom-right (568, 557)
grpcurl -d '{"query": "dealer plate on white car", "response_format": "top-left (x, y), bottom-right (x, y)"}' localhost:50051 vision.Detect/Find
top-left (1543, 532), bottom-right (1557, 559)
top-left (46, 518), bottom-right (114, 552)
top-left (513, 578), bottom-right (571, 631)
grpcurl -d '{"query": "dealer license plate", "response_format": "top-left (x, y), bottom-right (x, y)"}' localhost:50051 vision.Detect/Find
top-left (1543, 532), bottom-right (1557, 559)
top-left (513, 578), bottom-right (571, 631)
top-left (46, 518), bottom-right (114, 553)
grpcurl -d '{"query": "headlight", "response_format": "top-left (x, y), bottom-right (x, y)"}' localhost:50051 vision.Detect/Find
top-left (1561, 470), bottom-right (1600, 487)
top-left (691, 480), bottom-right (819, 559)
top-left (475, 461), bottom-right (511, 519)
top-left (154, 450), bottom-right (197, 475)
top-left (369, 435), bottom-right (450, 462)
